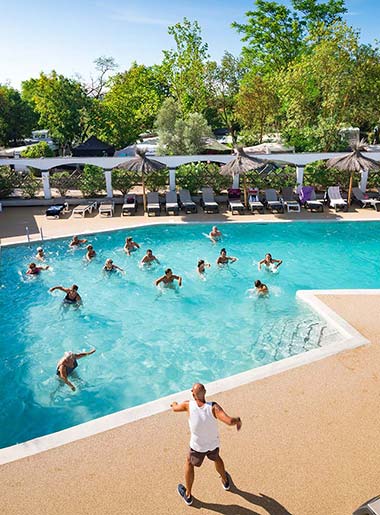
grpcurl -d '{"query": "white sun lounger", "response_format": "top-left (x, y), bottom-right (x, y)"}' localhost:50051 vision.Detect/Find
top-left (147, 192), bottom-right (161, 216)
top-left (281, 187), bottom-right (301, 213)
top-left (99, 201), bottom-right (115, 217)
top-left (264, 189), bottom-right (284, 213)
top-left (165, 191), bottom-right (180, 215)
top-left (352, 187), bottom-right (380, 211)
top-left (121, 194), bottom-right (137, 216)
top-left (327, 186), bottom-right (347, 212)
top-left (72, 201), bottom-right (97, 218)
top-left (179, 189), bottom-right (197, 213)
top-left (201, 188), bottom-right (219, 213)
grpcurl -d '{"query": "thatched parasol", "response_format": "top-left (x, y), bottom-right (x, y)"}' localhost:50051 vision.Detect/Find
top-left (220, 147), bottom-right (267, 206)
top-left (325, 140), bottom-right (380, 206)
top-left (113, 149), bottom-right (166, 212)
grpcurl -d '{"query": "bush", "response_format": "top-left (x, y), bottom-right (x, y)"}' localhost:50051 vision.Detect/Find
top-left (144, 168), bottom-right (168, 192)
top-left (50, 171), bottom-right (71, 197)
top-left (112, 168), bottom-right (140, 196)
top-left (303, 160), bottom-right (351, 190)
top-left (21, 141), bottom-right (54, 158)
top-left (79, 165), bottom-right (105, 197)
top-left (0, 166), bottom-right (17, 198)
top-left (175, 162), bottom-right (230, 194)
top-left (20, 170), bottom-right (41, 198)
top-left (245, 165), bottom-right (296, 191)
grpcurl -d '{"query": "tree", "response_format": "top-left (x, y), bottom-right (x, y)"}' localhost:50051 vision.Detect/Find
top-left (161, 18), bottom-right (210, 115)
top-left (85, 56), bottom-right (118, 99)
top-left (79, 165), bottom-right (105, 197)
top-left (21, 141), bottom-right (54, 158)
top-left (0, 85), bottom-right (37, 146)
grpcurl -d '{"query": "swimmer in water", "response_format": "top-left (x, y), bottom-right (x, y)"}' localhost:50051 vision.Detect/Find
top-left (197, 259), bottom-right (211, 276)
top-left (258, 253), bottom-right (282, 271)
top-left (155, 268), bottom-right (182, 287)
top-left (85, 245), bottom-right (96, 262)
top-left (50, 284), bottom-right (82, 305)
top-left (208, 226), bottom-right (222, 243)
top-left (124, 236), bottom-right (140, 256)
top-left (35, 247), bottom-right (45, 262)
top-left (26, 262), bottom-right (49, 275)
top-left (141, 249), bottom-right (160, 266)
top-left (103, 258), bottom-right (124, 273)
top-left (70, 235), bottom-right (88, 247)
top-left (255, 280), bottom-right (269, 295)
top-left (56, 349), bottom-right (96, 391)
top-left (216, 248), bottom-right (237, 266)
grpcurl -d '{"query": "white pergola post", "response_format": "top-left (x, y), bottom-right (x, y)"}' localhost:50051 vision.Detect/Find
top-left (233, 174), bottom-right (240, 189)
top-left (169, 168), bottom-right (176, 191)
top-left (360, 169), bottom-right (368, 192)
top-left (296, 166), bottom-right (304, 189)
top-left (104, 170), bottom-right (113, 198)
top-left (41, 171), bottom-right (51, 200)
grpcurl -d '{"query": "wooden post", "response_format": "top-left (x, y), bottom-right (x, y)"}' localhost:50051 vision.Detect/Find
top-left (142, 171), bottom-right (147, 213)
top-left (348, 171), bottom-right (353, 207)
top-left (243, 175), bottom-right (248, 207)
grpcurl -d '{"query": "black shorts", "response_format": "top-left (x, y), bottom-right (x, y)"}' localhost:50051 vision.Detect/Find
top-left (188, 447), bottom-right (220, 467)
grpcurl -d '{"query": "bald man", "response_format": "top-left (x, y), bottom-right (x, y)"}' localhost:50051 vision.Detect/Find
top-left (171, 383), bottom-right (242, 506)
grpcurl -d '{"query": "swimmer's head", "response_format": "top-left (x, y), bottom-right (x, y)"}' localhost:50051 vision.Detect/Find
top-left (29, 262), bottom-right (36, 269)
top-left (165, 268), bottom-right (172, 276)
top-left (72, 235), bottom-right (78, 241)
top-left (265, 253), bottom-right (272, 260)
top-left (126, 237), bottom-right (132, 242)
top-left (106, 258), bottom-right (113, 265)
top-left (87, 245), bottom-right (93, 250)
top-left (220, 248), bottom-right (226, 256)
top-left (255, 280), bottom-right (263, 287)
top-left (71, 284), bottom-right (78, 291)
top-left (147, 249), bottom-right (152, 255)
top-left (198, 259), bottom-right (204, 267)
top-left (37, 247), bottom-right (43, 253)
top-left (64, 351), bottom-right (75, 359)
top-left (212, 226), bottom-right (218, 231)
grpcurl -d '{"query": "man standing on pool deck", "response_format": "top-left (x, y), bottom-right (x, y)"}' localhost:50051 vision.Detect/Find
top-left (171, 383), bottom-right (242, 506)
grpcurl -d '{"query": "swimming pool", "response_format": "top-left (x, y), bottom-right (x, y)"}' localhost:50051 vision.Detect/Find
top-left (0, 220), bottom-right (378, 449)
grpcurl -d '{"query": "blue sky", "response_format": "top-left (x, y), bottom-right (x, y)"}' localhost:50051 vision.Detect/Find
top-left (1, 0), bottom-right (379, 89)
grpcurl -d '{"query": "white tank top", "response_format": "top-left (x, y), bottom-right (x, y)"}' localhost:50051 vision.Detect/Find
top-left (189, 400), bottom-right (220, 452)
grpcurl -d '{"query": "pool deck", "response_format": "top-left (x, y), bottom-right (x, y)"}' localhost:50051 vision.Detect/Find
top-left (1, 208), bottom-right (380, 515)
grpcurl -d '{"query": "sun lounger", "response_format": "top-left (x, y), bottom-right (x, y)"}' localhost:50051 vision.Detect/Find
top-left (147, 192), bottom-right (161, 216)
top-left (121, 194), bottom-right (137, 216)
top-left (227, 188), bottom-right (244, 215)
top-left (299, 186), bottom-right (324, 212)
top-left (248, 188), bottom-right (264, 214)
top-left (201, 188), bottom-right (219, 214)
top-left (264, 189), bottom-right (284, 213)
top-left (179, 189), bottom-right (197, 213)
top-left (72, 201), bottom-right (97, 218)
top-left (281, 187), bottom-right (301, 213)
top-left (99, 201), bottom-right (114, 217)
top-left (352, 187), bottom-right (380, 211)
top-left (165, 191), bottom-right (180, 215)
top-left (45, 202), bottom-right (69, 219)
top-left (327, 186), bottom-right (347, 212)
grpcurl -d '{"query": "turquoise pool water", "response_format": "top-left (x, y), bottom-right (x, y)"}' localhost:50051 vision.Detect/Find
top-left (1, 220), bottom-right (378, 449)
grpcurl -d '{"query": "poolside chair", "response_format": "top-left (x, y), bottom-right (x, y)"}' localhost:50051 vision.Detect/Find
top-left (299, 186), bottom-right (324, 212)
top-left (179, 189), bottom-right (197, 213)
top-left (264, 189), bottom-right (284, 213)
top-left (72, 201), bottom-right (97, 218)
top-left (45, 202), bottom-right (69, 219)
top-left (281, 187), bottom-right (301, 213)
top-left (227, 188), bottom-right (245, 215)
top-left (165, 191), bottom-right (180, 215)
top-left (147, 192), bottom-right (161, 216)
top-left (248, 188), bottom-right (264, 214)
top-left (99, 201), bottom-right (115, 217)
top-left (352, 187), bottom-right (380, 211)
top-left (121, 194), bottom-right (137, 216)
top-left (327, 186), bottom-right (347, 212)
top-left (201, 188), bottom-right (219, 214)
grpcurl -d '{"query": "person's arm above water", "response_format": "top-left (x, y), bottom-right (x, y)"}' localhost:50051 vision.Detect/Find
top-left (173, 275), bottom-right (182, 287)
top-left (49, 285), bottom-right (68, 293)
top-left (134, 242), bottom-right (140, 249)
top-left (212, 402), bottom-right (242, 430)
top-left (272, 259), bottom-right (283, 268)
top-left (75, 348), bottom-right (96, 360)
top-left (170, 400), bottom-right (189, 412)
top-left (258, 259), bottom-right (265, 270)
top-left (228, 256), bottom-right (237, 263)
top-left (113, 265), bottom-right (124, 272)
top-left (155, 275), bottom-right (165, 286)
top-left (57, 364), bottom-right (76, 391)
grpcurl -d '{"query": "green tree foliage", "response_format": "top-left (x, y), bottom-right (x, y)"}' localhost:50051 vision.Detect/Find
top-left (175, 162), bottom-right (230, 194)
top-left (20, 170), bottom-right (41, 198)
top-left (22, 71), bottom-right (88, 149)
top-left (79, 165), bottom-right (105, 197)
top-left (161, 18), bottom-right (210, 115)
top-left (0, 85), bottom-right (37, 146)
top-left (21, 141), bottom-right (54, 158)
top-left (112, 169), bottom-right (140, 196)
top-left (303, 160), bottom-right (351, 189)
top-left (0, 166), bottom-right (17, 198)
top-left (144, 169), bottom-right (169, 192)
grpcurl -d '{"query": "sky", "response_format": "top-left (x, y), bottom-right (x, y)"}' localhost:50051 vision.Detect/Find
top-left (0, 0), bottom-right (379, 90)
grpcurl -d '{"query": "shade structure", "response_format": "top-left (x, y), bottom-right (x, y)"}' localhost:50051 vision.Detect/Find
top-left (220, 147), bottom-right (267, 206)
top-left (325, 142), bottom-right (380, 206)
top-left (72, 136), bottom-right (114, 157)
top-left (113, 150), bottom-right (166, 212)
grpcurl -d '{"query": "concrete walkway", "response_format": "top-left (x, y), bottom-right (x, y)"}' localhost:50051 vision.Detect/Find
top-left (1, 294), bottom-right (380, 514)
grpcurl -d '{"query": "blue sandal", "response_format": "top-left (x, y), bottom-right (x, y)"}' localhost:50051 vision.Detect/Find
top-left (177, 484), bottom-right (193, 506)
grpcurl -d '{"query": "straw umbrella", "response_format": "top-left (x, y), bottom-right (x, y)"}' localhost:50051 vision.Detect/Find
top-left (220, 147), bottom-right (267, 206)
top-left (113, 149), bottom-right (166, 212)
top-left (325, 141), bottom-right (380, 206)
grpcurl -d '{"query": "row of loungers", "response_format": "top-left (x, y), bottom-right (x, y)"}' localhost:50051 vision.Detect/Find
top-left (45, 186), bottom-right (380, 218)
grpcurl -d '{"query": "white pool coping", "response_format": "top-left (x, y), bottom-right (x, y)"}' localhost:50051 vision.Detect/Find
top-left (0, 288), bottom-right (373, 465)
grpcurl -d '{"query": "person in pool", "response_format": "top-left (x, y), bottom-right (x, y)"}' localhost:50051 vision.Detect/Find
top-left (50, 284), bottom-right (82, 305)
top-left (85, 245), bottom-right (96, 261)
top-left (56, 348), bottom-right (96, 391)
top-left (103, 258), bottom-right (124, 273)
top-left (216, 248), bottom-right (237, 266)
top-left (124, 236), bottom-right (140, 255)
top-left (70, 235), bottom-right (87, 247)
top-left (155, 268), bottom-right (182, 287)
top-left (208, 226), bottom-right (222, 243)
top-left (255, 280), bottom-right (269, 295)
top-left (197, 259), bottom-right (211, 276)
top-left (27, 262), bottom-right (49, 275)
top-left (258, 253), bottom-right (283, 271)
top-left (141, 249), bottom-right (160, 266)
top-left (35, 247), bottom-right (45, 262)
